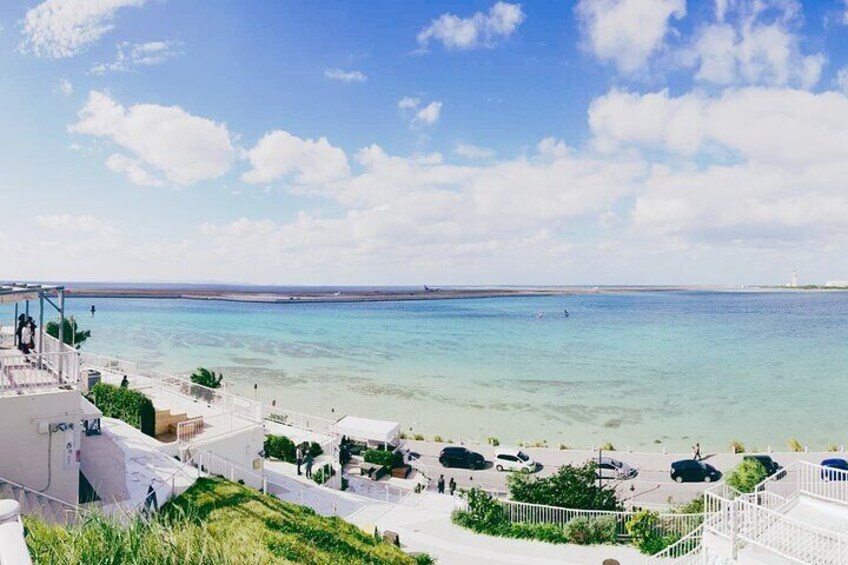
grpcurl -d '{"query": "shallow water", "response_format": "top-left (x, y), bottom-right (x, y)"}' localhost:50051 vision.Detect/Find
top-left (4, 290), bottom-right (846, 451)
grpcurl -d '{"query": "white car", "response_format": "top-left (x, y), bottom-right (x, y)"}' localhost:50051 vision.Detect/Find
top-left (593, 456), bottom-right (638, 480)
top-left (494, 448), bottom-right (537, 473)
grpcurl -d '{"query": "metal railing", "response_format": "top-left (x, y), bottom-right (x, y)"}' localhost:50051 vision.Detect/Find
top-left (266, 408), bottom-right (336, 433)
top-left (758, 460), bottom-right (848, 506)
top-left (122, 451), bottom-right (202, 518)
top-left (0, 474), bottom-right (80, 524)
top-left (455, 496), bottom-right (703, 539)
top-left (652, 525), bottom-right (704, 562)
top-left (0, 350), bottom-right (80, 394)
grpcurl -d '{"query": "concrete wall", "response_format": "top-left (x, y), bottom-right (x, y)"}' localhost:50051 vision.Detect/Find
top-left (192, 425), bottom-right (265, 490)
top-left (0, 390), bottom-right (81, 505)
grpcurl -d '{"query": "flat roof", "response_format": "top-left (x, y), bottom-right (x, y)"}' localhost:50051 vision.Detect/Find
top-left (0, 283), bottom-right (64, 304)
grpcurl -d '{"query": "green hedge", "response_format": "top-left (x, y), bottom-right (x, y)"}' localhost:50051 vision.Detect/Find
top-left (726, 458), bottom-right (769, 493)
top-left (87, 383), bottom-right (155, 437)
top-left (363, 449), bottom-right (403, 469)
top-left (264, 435), bottom-right (296, 463)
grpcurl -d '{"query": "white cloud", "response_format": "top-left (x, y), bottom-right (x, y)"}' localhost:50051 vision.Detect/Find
top-left (576, 0), bottom-right (686, 73)
top-left (242, 130), bottom-right (350, 185)
top-left (417, 2), bottom-right (525, 51)
top-left (413, 101), bottom-right (442, 126)
top-left (69, 90), bottom-right (236, 186)
top-left (90, 40), bottom-right (182, 74)
top-left (684, 0), bottom-right (825, 88)
top-left (324, 68), bottom-right (367, 83)
top-left (105, 153), bottom-right (164, 187)
top-left (455, 143), bottom-right (495, 159)
top-left (58, 77), bottom-right (73, 95)
top-left (398, 96), bottom-right (420, 110)
top-left (35, 214), bottom-right (117, 237)
top-left (21, 0), bottom-right (146, 58)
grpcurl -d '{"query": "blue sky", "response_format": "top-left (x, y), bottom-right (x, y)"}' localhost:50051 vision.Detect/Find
top-left (2, 0), bottom-right (848, 285)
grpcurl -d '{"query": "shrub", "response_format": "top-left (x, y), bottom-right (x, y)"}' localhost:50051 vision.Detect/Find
top-left (363, 449), bottom-right (403, 469)
top-left (787, 438), bottom-right (804, 452)
top-left (598, 442), bottom-right (615, 451)
top-left (87, 383), bottom-right (155, 436)
top-left (826, 444), bottom-right (839, 452)
top-left (433, 435), bottom-right (444, 443)
top-left (726, 458), bottom-right (769, 493)
top-left (562, 516), bottom-right (618, 545)
top-left (626, 510), bottom-right (679, 555)
top-left (308, 441), bottom-right (324, 458)
top-left (412, 434), bottom-right (425, 441)
top-left (452, 488), bottom-right (507, 533)
top-left (673, 496), bottom-right (704, 514)
top-left (313, 464), bottom-right (335, 485)
top-left (508, 463), bottom-right (620, 511)
top-left (264, 435), bottom-right (296, 463)
top-left (730, 439), bottom-right (745, 454)
top-left (487, 437), bottom-right (500, 447)
top-left (46, 318), bottom-right (90, 349)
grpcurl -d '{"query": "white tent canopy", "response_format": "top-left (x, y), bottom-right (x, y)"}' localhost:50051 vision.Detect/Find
top-left (331, 416), bottom-right (399, 445)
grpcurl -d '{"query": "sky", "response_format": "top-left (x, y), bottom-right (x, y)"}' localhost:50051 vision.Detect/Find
top-left (2, 0), bottom-right (848, 286)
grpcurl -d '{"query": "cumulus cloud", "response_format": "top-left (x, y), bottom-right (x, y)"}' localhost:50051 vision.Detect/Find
top-left (838, 66), bottom-right (848, 94)
top-left (417, 2), bottom-right (525, 51)
top-left (69, 90), bottom-right (236, 186)
top-left (576, 0), bottom-right (686, 73)
top-left (242, 130), bottom-right (350, 185)
top-left (398, 97), bottom-right (442, 128)
top-left (105, 153), bottom-right (164, 187)
top-left (398, 97), bottom-right (420, 110)
top-left (21, 0), bottom-right (146, 58)
top-left (90, 40), bottom-right (182, 74)
top-left (324, 68), bottom-right (367, 83)
top-left (684, 0), bottom-right (824, 88)
top-left (455, 143), bottom-right (495, 159)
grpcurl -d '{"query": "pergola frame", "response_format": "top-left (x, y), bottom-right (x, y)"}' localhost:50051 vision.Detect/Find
top-left (0, 283), bottom-right (66, 350)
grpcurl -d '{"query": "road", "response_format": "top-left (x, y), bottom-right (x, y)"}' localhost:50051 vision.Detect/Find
top-left (402, 440), bottom-right (840, 508)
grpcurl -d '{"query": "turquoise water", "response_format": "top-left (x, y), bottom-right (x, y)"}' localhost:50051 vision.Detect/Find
top-left (4, 290), bottom-right (846, 451)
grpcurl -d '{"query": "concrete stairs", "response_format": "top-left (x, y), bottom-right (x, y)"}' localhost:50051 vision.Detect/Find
top-left (0, 479), bottom-right (78, 525)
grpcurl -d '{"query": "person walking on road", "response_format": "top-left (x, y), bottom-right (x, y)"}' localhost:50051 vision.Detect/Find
top-left (449, 477), bottom-right (457, 496)
top-left (437, 475), bottom-right (445, 494)
top-left (692, 443), bottom-right (702, 461)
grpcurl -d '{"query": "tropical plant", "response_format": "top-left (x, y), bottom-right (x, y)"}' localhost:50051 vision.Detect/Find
top-left (730, 439), bottom-right (745, 454)
top-left (726, 458), bottom-right (769, 493)
top-left (46, 318), bottom-right (90, 349)
top-left (487, 436), bottom-right (500, 447)
top-left (626, 510), bottom-right (680, 555)
top-left (787, 438), bottom-right (804, 452)
top-left (507, 463), bottom-right (621, 511)
top-left (190, 367), bottom-right (223, 389)
top-left (86, 383), bottom-right (155, 436)
top-left (562, 516), bottom-right (618, 545)
top-left (598, 442), bottom-right (615, 451)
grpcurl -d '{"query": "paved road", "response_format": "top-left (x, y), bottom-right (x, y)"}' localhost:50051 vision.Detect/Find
top-left (403, 440), bottom-right (841, 508)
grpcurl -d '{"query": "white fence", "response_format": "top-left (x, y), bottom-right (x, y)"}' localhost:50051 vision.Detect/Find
top-left (266, 407), bottom-right (336, 433)
top-left (0, 349), bottom-right (80, 394)
top-left (458, 496), bottom-right (703, 539)
top-left (759, 460), bottom-right (848, 506)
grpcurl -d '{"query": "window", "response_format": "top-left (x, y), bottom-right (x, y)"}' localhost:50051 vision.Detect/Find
top-left (517, 451), bottom-right (529, 462)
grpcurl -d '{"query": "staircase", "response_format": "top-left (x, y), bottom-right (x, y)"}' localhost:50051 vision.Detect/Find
top-left (654, 461), bottom-right (848, 564)
top-left (0, 476), bottom-right (79, 525)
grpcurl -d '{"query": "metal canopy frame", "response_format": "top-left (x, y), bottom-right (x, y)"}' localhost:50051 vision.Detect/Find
top-left (0, 283), bottom-right (66, 349)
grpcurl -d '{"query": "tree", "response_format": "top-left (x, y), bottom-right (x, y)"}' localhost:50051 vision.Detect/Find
top-left (726, 458), bottom-right (769, 493)
top-left (507, 463), bottom-right (621, 511)
top-left (190, 367), bottom-right (223, 389)
top-left (46, 318), bottom-right (91, 349)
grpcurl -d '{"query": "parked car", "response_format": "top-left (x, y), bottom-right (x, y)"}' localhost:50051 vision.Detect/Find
top-left (594, 456), bottom-right (638, 480)
top-left (743, 454), bottom-right (784, 478)
top-left (821, 458), bottom-right (848, 481)
top-left (670, 459), bottom-right (722, 483)
top-left (438, 446), bottom-right (486, 470)
top-left (493, 448), bottom-right (537, 473)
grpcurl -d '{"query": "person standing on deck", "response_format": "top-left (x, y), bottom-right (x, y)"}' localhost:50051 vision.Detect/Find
top-left (26, 317), bottom-right (36, 351)
top-left (305, 452), bottom-right (314, 479)
top-left (296, 446), bottom-right (304, 476)
top-left (20, 321), bottom-right (32, 354)
top-left (15, 314), bottom-right (25, 350)
top-left (437, 475), bottom-right (445, 494)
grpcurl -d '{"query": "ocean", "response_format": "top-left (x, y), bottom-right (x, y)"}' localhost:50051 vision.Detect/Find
top-left (4, 289), bottom-right (846, 451)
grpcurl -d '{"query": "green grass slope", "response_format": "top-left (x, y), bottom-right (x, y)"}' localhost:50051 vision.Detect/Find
top-left (25, 477), bottom-right (425, 565)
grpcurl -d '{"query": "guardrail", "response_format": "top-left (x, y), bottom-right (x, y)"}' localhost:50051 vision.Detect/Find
top-left (651, 524), bottom-right (703, 562)
top-left (0, 350), bottom-right (80, 394)
top-left (122, 451), bottom-right (203, 518)
top-left (758, 460), bottom-right (848, 506)
top-left (266, 408), bottom-right (336, 433)
top-left (0, 473), bottom-right (80, 525)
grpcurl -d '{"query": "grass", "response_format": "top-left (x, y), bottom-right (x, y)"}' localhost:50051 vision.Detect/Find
top-left (25, 477), bottom-right (426, 565)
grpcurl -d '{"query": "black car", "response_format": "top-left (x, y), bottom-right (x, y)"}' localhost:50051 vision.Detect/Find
top-left (439, 447), bottom-right (486, 470)
top-left (670, 459), bottom-right (722, 483)
top-left (744, 454), bottom-right (783, 478)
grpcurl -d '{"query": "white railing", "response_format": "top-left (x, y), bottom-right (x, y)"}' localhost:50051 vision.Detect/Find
top-left (266, 407), bottom-right (336, 433)
top-left (0, 350), bottom-right (80, 394)
top-left (457, 496), bottom-right (702, 539)
top-left (735, 496), bottom-right (848, 564)
top-left (652, 525), bottom-right (703, 562)
top-left (758, 460), bottom-right (848, 507)
top-left (345, 475), bottom-right (417, 506)
top-left (0, 474), bottom-right (80, 525)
